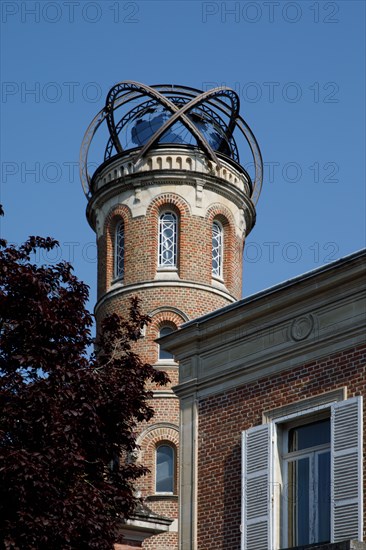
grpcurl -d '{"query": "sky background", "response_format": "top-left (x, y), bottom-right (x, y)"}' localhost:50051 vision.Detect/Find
top-left (1, 0), bottom-right (365, 316)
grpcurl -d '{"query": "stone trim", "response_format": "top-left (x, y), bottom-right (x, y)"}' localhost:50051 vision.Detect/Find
top-left (86, 170), bottom-right (253, 231)
top-left (152, 390), bottom-right (178, 399)
top-left (148, 305), bottom-right (189, 322)
top-left (262, 387), bottom-right (347, 423)
top-left (146, 192), bottom-right (191, 218)
top-left (136, 423), bottom-right (179, 446)
top-left (284, 541), bottom-right (366, 550)
top-left (179, 395), bottom-right (198, 550)
top-left (90, 146), bottom-right (251, 195)
top-left (146, 495), bottom-right (178, 502)
top-left (94, 280), bottom-right (236, 316)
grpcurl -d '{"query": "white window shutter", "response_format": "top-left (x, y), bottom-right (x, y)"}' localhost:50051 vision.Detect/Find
top-left (242, 423), bottom-right (273, 550)
top-left (331, 396), bottom-right (363, 542)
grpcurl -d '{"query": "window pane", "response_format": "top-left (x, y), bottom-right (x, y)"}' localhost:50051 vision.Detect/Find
top-left (288, 457), bottom-right (310, 546)
top-left (156, 445), bottom-right (174, 493)
top-left (159, 326), bottom-right (174, 360)
top-left (159, 212), bottom-right (177, 267)
top-left (288, 419), bottom-right (330, 452)
top-left (286, 419), bottom-right (331, 547)
top-left (317, 451), bottom-right (331, 542)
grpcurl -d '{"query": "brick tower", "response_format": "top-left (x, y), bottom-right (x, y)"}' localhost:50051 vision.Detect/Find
top-left (80, 81), bottom-right (262, 549)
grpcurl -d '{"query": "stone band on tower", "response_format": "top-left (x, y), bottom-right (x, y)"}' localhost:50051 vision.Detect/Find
top-left (80, 81), bottom-right (263, 549)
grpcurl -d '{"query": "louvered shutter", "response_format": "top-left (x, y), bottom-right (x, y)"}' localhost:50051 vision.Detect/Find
top-left (331, 396), bottom-right (363, 542)
top-left (242, 423), bottom-right (273, 550)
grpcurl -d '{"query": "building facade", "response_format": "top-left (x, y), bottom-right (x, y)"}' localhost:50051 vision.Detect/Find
top-left (80, 81), bottom-right (262, 549)
top-left (81, 81), bottom-right (366, 549)
top-left (163, 250), bottom-right (366, 550)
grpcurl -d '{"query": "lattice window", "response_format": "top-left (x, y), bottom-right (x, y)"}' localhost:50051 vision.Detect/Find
top-left (212, 221), bottom-right (223, 277)
top-left (159, 212), bottom-right (177, 267)
top-left (114, 221), bottom-right (125, 279)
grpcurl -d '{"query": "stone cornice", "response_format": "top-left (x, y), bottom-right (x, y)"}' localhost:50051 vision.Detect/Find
top-left (167, 251), bottom-right (366, 399)
top-left (86, 171), bottom-right (255, 233)
top-left (94, 279), bottom-right (236, 317)
top-left (167, 251), bottom-right (365, 354)
top-left (173, 323), bottom-right (365, 400)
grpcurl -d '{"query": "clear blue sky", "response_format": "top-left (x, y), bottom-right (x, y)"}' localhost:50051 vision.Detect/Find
top-left (1, 0), bottom-right (365, 313)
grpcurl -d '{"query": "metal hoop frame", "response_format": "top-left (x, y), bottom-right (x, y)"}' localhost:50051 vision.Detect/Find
top-left (104, 96), bottom-right (239, 163)
top-left (79, 81), bottom-right (263, 204)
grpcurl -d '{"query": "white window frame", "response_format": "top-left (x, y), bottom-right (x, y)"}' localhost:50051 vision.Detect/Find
top-left (158, 325), bottom-right (176, 362)
top-left (158, 211), bottom-right (177, 269)
top-left (241, 396), bottom-right (363, 550)
top-left (281, 416), bottom-right (331, 547)
top-left (212, 220), bottom-right (223, 279)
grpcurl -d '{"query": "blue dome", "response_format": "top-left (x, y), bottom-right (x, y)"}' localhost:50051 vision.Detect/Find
top-left (121, 104), bottom-right (232, 156)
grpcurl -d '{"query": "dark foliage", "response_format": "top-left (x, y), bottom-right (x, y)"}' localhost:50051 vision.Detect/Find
top-left (0, 234), bottom-right (168, 549)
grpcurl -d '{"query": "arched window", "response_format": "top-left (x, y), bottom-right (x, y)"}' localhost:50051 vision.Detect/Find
top-left (114, 221), bottom-right (125, 279)
top-left (159, 326), bottom-right (174, 361)
top-left (159, 212), bottom-right (177, 268)
top-left (156, 444), bottom-right (175, 494)
top-left (212, 221), bottom-right (223, 278)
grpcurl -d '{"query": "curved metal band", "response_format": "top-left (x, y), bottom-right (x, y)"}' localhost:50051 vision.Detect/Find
top-left (236, 117), bottom-right (263, 205)
top-left (106, 81), bottom-right (226, 166)
top-left (104, 95), bottom-right (239, 163)
top-left (105, 83), bottom-right (147, 154)
top-left (80, 89), bottom-right (144, 194)
top-left (152, 84), bottom-right (240, 141)
top-left (79, 106), bottom-right (108, 197)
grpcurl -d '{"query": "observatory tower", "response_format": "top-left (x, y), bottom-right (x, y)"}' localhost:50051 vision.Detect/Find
top-left (80, 81), bottom-right (262, 549)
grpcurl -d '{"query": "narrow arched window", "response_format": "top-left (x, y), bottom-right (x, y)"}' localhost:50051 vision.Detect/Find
top-left (159, 212), bottom-right (177, 268)
top-left (212, 221), bottom-right (223, 278)
top-left (156, 444), bottom-right (175, 494)
top-left (114, 221), bottom-right (125, 279)
top-left (159, 325), bottom-right (175, 361)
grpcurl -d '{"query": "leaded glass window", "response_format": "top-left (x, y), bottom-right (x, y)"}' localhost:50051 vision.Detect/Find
top-left (159, 212), bottom-right (177, 268)
top-left (114, 221), bottom-right (124, 279)
top-left (212, 221), bottom-right (223, 277)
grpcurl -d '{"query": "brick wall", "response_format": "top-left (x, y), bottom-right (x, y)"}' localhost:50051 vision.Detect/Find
top-left (96, 287), bottom-right (232, 364)
top-left (97, 193), bottom-right (243, 301)
top-left (142, 530), bottom-right (178, 550)
top-left (196, 344), bottom-right (366, 549)
top-left (115, 541), bottom-right (142, 549)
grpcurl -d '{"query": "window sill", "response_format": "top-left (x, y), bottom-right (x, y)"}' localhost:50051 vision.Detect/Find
top-left (157, 266), bottom-right (178, 272)
top-left (155, 269), bottom-right (180, 281)
top-left (283, 540), bottom-right (366, 550)
top-left (147, 494), bottom-right (178, 501)
top-left (111, 277), bottom-right (124, 286)
top-left (211, 276), bottom-right (227, 292)
top-left (154, 360), bottom-right (178, 369)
